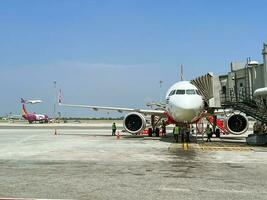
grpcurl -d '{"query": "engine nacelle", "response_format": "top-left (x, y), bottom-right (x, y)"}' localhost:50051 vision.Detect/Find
top-left (123, 112), bottom-right (146, 134)
top-left (224, 114), bottom-right (249, 135)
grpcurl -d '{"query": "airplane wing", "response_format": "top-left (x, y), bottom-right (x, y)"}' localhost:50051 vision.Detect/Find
top-left (59, 103), bottom-right (166, 116)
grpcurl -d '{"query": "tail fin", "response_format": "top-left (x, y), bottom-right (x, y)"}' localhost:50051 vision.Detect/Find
top-left (21, 98), bottom-right (26, 103)
top-left (22, 104), bottom-right (28, 116)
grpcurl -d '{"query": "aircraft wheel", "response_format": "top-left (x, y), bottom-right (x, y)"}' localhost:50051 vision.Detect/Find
top-left (155, 128), bottom-right (160, 137)
top-left (148, 128), bottom-right (153, 137)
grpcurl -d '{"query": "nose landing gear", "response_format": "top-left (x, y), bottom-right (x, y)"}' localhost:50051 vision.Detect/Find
top-left (148, 115), bottom-right (162, 137)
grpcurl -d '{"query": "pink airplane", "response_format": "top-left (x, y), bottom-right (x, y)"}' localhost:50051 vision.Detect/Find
top-left (21, 98), bottom-right (49, 123)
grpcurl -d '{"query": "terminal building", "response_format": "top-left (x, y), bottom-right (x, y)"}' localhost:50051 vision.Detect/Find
top-left (220, 43), bottom-right (267, 103)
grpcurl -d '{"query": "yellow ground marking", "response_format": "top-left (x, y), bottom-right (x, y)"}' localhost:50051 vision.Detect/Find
top-left (169, 143), bottom-right (253, 152)
top-left (197, 146), bottom-right (253, 151)
top-left (183, 142), bottom-right (189, 150)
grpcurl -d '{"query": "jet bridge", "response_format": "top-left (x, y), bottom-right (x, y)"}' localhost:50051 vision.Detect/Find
top-left (190, 73), bottom-right (224, 135)
top-left (190, 43), bottom-right (267, 143)
top-left (191, 73), bottom-right (222, 108)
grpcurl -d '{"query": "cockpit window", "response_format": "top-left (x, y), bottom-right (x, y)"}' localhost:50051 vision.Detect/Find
top-left (186, 89), bottom-right (196, 95)
top-left (176, 90), bottom-right (185, 95)
top-left (169, 90), bottom-right (176, 96)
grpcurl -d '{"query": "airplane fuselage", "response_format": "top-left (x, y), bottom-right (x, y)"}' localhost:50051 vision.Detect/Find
top-left (21, 104), bottom-right (49, 123)
top-left (22, 113), bottom-right (49, 123)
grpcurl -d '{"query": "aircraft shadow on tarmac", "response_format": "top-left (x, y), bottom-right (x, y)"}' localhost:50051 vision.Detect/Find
top-left (159, 133), bottom-right (198, 143)
top-left (158, 133), bottom-right (249, 146)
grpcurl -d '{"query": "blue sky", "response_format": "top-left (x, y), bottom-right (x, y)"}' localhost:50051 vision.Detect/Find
top-left (0, 0), bottom-right (266, 117)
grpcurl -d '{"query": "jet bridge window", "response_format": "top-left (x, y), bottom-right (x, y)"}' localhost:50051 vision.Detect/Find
top-left (186, 89), bottom-right (196, 95)
top-left (176, 90), bottom-right (185, 95)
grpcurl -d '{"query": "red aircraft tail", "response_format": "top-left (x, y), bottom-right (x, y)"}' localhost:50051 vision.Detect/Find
top-left (22, 104), bottom-right (28, 116)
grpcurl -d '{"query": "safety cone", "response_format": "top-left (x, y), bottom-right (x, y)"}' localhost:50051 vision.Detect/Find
top-left (116, 131), bottom-right (120, 139)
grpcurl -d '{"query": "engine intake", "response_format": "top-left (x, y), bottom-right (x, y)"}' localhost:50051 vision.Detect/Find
top-left (123, 112), bottom-right (146, 134)
top-left (224, 114), bottom-right (248, 135)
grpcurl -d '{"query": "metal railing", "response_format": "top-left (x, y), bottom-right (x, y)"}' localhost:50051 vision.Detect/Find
top-left (220, 87), bottom-right (267, 111)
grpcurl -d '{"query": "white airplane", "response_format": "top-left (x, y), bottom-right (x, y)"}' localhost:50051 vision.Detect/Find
top-left (59, 80), bottom-right (249, 136)
top-left (21, 98), bottom-right (43, 104)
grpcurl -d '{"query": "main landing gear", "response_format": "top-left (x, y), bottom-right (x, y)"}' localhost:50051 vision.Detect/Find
top-left (148, 115), bottom-right (161, 137)
top-left (148, 127), bottom-right (160, 137)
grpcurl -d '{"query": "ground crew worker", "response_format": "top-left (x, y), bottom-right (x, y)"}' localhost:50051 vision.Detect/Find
top-left (263, 123), bottom-right (267, 134)
top-left (259, 122), bottom-right (264, 134)
top-left (180, 125), bottom-right (185, 143)
top-left (215, 128), bottom-right (220, 138)
top-left (161, 123), bottom-right (166, 137)
top-left (185, 124), bottom-right (190, 143)
top-left (205, 124), bottom-right (212, 142)
top-left (173, 124), bottom-right (180, 143)
top-left (112, 122), bottom-right (117, 136)
top-left (253, 121), bottom-right (258, 134)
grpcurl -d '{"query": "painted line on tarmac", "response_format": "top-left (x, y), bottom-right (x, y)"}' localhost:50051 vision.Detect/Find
top-left (0, 199), bottom-right (74, 200)
top-left (198, 146), bottom-right (253, 151)
top-left (168, 143), bottom-right (253, 151)
top-left (160, 187), bottom-right (267, 194)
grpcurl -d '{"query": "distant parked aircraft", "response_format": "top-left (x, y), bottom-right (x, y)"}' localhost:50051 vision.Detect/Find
top-left (21, 99), bottom-right (49, 123)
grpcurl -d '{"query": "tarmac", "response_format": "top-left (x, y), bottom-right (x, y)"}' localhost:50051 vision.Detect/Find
top-left (0, 124), bottom-right (267, 200)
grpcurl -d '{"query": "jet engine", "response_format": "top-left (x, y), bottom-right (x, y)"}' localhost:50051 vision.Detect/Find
top-left (123, 112), bottom-right (146, 134)
top-left (224, 114), bottom-right (249, 135)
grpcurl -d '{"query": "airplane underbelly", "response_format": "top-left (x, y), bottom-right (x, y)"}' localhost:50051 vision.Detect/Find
top-left (172, 109), bottom-right (198, 122)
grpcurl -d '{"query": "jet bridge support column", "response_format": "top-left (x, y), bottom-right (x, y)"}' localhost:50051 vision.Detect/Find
top-left (263, 43), bottom-right (267, 87)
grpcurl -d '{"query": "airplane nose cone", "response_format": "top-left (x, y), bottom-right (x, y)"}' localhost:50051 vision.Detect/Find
top-left (169, 96), bottom-right (204, 122)
top-left (173, 96), bottom-right (203, 110)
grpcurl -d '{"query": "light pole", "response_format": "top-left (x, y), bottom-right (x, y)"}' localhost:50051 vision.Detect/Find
top-left (53, 80), bottom-right (57, 120)
top-left (159, 80), bottom-right (163, 102)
